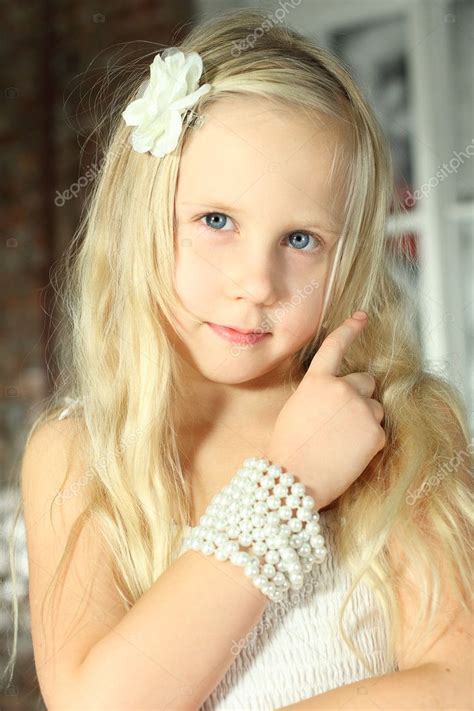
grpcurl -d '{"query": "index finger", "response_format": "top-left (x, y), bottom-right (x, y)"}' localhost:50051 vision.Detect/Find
top-left (307, 311), bottom-right (368, 378)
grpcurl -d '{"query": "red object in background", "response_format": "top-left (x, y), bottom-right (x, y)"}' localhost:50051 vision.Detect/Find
top-left (398, 232), bottom-right (417, 260)
top-left (399, 185), bottom-right (417, 212)
top-left (390, 184), bottom-right (417, 213)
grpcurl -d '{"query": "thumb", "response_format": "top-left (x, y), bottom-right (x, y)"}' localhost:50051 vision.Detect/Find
top-left (307, 311), bottom-right (368, 378)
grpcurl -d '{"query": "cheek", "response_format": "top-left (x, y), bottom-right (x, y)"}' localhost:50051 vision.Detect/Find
top-left (174, 248), bottom-right (217, 310)
top-left (281, 287), bottom-right (324, 342)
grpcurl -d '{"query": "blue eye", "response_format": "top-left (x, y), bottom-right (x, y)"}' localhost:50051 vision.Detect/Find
top-left (198, 212), bottom-right (324, 253)
top-left (202, 213), bottom-right (231, 231)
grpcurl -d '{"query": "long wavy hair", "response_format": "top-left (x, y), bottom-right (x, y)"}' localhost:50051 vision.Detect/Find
top-left (4, 8), bottom-right (473, 689)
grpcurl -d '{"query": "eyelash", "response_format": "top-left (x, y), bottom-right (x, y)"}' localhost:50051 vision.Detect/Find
top-left (196, 212), bottom-right (325, 254)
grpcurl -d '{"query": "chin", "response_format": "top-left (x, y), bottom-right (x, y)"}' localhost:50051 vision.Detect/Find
top-left (197, 365), bottom-right (267, 385)
top-left (191, 352), bottom-right (286, 384)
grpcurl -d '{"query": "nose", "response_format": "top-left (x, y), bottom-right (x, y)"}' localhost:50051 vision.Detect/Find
top-left (223, 241), bottom-right (280, 306)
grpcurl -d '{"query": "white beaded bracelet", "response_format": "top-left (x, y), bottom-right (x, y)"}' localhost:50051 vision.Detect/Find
top-left (181, 456), bottom-right (328, 602)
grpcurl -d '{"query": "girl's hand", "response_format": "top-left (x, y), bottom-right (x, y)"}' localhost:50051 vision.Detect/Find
top-left (265, 313), bottom-right (386, 510)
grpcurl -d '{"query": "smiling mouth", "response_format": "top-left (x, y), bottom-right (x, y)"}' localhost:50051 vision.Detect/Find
top-left (206, 322), bottom-right (271, 344)
top-left (221, 325), bottom-right (268, 334)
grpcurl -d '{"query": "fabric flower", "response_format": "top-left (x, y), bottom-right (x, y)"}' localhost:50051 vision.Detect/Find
top-left (122, 47), bottom-right (211, 158)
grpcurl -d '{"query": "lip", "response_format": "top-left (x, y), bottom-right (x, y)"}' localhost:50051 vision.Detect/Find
top-left (221, 323), bottom-right (269, 335)
top-left (206, 322), bottom-right (271, 345)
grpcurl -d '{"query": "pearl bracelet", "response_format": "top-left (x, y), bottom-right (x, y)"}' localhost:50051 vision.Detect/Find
top-left (181, 456), bottom-right (328, 602)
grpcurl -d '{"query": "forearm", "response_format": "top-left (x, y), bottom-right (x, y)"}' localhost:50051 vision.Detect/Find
top-left (276, 662), bottom-right (472, 710)
top-left (73, 548), bottom-right (268, 710)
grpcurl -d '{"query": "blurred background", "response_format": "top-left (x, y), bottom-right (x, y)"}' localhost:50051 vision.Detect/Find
top-left (1, 0), bottom-right (473, 707)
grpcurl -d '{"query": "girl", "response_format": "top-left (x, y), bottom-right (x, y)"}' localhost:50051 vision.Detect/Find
top-left (5, 8), bottom-right (473, 710)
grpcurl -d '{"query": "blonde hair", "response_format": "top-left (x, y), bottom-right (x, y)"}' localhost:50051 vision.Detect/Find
top-left (4, 8), bottom-right (473, 690)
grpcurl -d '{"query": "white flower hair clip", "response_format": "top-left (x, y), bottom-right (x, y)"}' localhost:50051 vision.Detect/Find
top-left (121, 47), bottom-right (212, 158)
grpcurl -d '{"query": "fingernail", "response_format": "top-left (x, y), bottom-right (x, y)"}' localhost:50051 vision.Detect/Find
top-left (352, 311), bottom-right (367, 320)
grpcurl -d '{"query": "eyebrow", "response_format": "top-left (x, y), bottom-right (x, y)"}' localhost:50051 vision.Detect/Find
top-left (177, 201), bottom-right (341, 235)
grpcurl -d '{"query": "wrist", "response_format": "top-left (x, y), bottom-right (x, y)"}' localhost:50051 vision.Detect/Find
top-left (263, 451), bottom-right (330, 512)
top-left (181, 456), bottom-right (328, 603)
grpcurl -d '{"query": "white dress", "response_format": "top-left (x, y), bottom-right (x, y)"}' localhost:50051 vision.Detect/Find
top-left (57, 400), bottom-right (399, 710)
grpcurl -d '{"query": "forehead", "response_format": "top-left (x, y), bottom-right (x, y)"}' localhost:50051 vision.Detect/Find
top-left (176, 94), bottom-right (348, 223)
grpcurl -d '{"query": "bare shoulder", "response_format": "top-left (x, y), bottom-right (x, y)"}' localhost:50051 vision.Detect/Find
top-left (22, 414), bottom-right (85, 487)
top-left (21, 416), bottom-right (128, 707)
